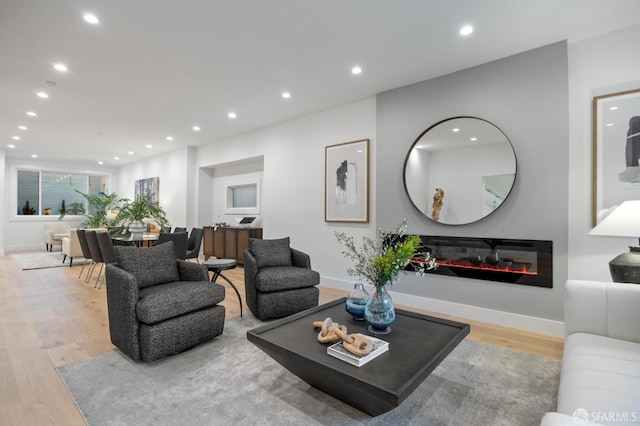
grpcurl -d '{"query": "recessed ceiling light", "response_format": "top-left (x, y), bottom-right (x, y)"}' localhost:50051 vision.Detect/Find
top-left (18, 125), bottom-right (27, 130)
top-left (98, 161), bottom-right (104, 165)
top-left (146, 144), bottom-right (152, 148)
top-left (166, 136), bottom-right (173, 141)
top-left (452, 128), bottom-right (460, 132)
top-left (53, 63), bottom-right (68, 72)
top-left (281, 92), bottom-right (291, 99)
top-left (26, 111), bottom-right (37, 117)
top-left (351, 66), bottom-right (362, 75)
top-left (114, 156), bottom-right (120, 160)
top-left (83, 13), bottom-right (99, 24)
top-left (12, 136), bottom-right (20, 140)
top-left (470, 137), bottom-right (477, 141)
top-left (31, 154), bottom-right (38, 158)
top-left (37, 92), bottom-right (49, 99)
top-left (606, 123), bottom-right (614, 127)
top-left (192, 126), bottom-right (200, 131)
top-left (459, 25), bottom-right (474, 36)
top-left (128, 151), bottom-right (134, 155)
top-left (228, 112), bottom-right (237, 119)
top-left (8, 144), bottom-right (15, 148)
top-left (610, 106), bottom-right (619, 111)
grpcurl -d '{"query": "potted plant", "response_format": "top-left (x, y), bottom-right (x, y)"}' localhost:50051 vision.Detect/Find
top-left (59, 191), bottom-right (122, 229)
top-left (335, 219), bottom-right (437, 334)
top-left (22, 200), bottom-right (36, 215)
top-left (114, 191), bottom-right (169, 237)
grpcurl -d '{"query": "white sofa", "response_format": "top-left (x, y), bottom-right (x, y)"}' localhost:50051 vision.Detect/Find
top-left (541, 280), bottom-right (640, 426)
top-left (62, 229), bottom-right (84, 267)
top-left (44, 222), bottom-right (70, 252)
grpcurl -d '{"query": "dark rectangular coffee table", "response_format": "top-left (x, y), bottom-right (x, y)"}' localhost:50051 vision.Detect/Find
top-left (247, 298), bottom-right (470, 416)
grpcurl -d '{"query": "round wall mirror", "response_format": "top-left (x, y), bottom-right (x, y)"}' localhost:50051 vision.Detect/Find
top-left (403, 116), bottom-right (517, 225)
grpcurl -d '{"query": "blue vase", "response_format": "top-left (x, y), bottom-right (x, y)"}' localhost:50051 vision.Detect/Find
top-left (345, 283), bottom-right (369, 320)
top-left (364, 284), bottom-right (395, 334)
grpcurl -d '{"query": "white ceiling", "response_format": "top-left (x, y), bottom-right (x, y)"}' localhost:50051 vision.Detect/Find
top-left (1, 0), bottom-right (639, 168)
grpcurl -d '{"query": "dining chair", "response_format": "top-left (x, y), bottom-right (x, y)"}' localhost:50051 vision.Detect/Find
top-left (96, 232), bottom-right (117, 289)
top-left (185, 227), bottom-right (204, 263)
top-left (76, 229), bottom-right (95, 283)
top-left (85, 231), bottom-right (105, 287)
top-left (155, 232), bottom-right (188, 260)
top-left (173, 227), bottom-right (187, 233)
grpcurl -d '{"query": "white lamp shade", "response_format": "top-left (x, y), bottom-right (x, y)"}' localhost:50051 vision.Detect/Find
top-left (588, 200), bottom-right (640, 237)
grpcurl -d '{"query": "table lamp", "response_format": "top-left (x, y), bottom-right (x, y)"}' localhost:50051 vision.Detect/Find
top-left (588, 200), bottom-right (640, 283)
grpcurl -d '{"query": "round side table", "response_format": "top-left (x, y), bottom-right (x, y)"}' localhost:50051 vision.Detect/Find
top-left (203, 258), bottom-right (243, 317)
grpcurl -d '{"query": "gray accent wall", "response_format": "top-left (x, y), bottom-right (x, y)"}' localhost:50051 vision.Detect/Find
top-left (376, 41), bottom-right (568, 321)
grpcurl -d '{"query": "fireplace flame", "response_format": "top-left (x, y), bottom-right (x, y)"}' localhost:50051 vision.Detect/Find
top-left (436, 259), bottom-right (537, 275)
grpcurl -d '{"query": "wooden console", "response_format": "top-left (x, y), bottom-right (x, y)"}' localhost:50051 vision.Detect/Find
top-left (203, 226), bottom-right (263, 264)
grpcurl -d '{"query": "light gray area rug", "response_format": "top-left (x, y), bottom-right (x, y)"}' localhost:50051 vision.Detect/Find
top-left (12, 251), bottom-right (88, 270)
top-left (57, 315), bottom-right (560, 426)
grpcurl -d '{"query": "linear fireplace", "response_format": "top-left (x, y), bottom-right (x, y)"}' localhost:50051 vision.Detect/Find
top-left (411, 236), bottom-right (553, 288)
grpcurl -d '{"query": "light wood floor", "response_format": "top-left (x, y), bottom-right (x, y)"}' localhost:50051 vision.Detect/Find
top-left (0, 251), bottom-right (564, 426)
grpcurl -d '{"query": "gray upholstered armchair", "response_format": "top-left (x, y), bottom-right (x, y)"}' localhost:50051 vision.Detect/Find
top-left (105, 241), bottom-right (225, 361)
top-left (244, 237), bottom-right (320, 320)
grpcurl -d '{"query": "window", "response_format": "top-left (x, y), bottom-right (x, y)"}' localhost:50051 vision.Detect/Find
top-left (231, 184), bottom-right (257, 208)
top-left (15, 169), bottom-right (108, 216)
top-left (225, 176), bottom-right (261, 215)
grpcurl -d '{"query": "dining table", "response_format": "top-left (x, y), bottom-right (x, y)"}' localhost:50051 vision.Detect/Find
top-left (111, 232), bottom-right (159, 247)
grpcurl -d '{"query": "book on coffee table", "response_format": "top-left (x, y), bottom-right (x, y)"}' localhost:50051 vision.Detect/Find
top-left (327, 333), bottom-right (389, 367)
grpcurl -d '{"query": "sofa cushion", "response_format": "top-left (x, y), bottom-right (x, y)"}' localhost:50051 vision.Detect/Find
top-left (557, 332), bottom-right (640, 422)
top-left (113, 242), bottom-right (180, 288)
top-left (255, 266), bottom-right (319, 292)
top-left (136, 280), bottom-right (225, 324)
top-left (249, 237), bottom-right (292, 268)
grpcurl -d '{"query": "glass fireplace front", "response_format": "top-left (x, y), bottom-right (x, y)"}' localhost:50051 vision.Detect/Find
top-left (414, 236), bottom-right (553, 288)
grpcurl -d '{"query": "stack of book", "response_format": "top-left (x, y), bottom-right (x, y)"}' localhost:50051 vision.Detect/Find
top-left (327, 333), bottom-right (389, 367)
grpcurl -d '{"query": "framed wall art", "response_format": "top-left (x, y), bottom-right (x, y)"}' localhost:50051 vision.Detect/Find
top-left (592, 88), bottom-right (640, 226)
top-left (325, 138), bottom-right (370, 223)
top-left (135, 176), bottom-right (160, 203)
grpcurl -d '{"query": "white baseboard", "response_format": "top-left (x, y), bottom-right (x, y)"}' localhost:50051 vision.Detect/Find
top-left (321, 277), bottom-right (565, 338)
top-left (4, 244), bottom-right (48, 253)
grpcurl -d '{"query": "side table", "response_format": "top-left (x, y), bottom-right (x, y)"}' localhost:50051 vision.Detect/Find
top-left (203, 258), bottom-right (243, 317)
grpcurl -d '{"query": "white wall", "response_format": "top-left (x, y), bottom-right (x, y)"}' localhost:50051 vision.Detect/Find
top-left (113, 147), bottom-right (190, 229)
top-left (2, 157), bottom-right (112, 251)
top-left (568, 24), bottom-right (640, 281)
top-left (196, 98), bottom-right (377, 283)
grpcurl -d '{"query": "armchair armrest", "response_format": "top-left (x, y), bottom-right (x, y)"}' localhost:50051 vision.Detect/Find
top-left (243, 249), bottom-right (259, 315)
top-left (564, 280), bottom-right (640, 343)
top-left (244, 249), bottom-right (258, 281)
top-left (291, 248), bottom-right (311, 269)
top-left (177, 260), bottom-right (208, 281)
top-left (105, 264), bottom-right (142, 360)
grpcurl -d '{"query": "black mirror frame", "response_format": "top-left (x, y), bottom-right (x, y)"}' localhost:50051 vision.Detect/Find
top-left (402, 116), bottom-right (518, 226)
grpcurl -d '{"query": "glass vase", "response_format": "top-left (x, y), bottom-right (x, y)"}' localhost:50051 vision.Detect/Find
top-left (345, 283), bottom-right (369, 320)
top-left (364, 284), bottom-right (395, 334)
